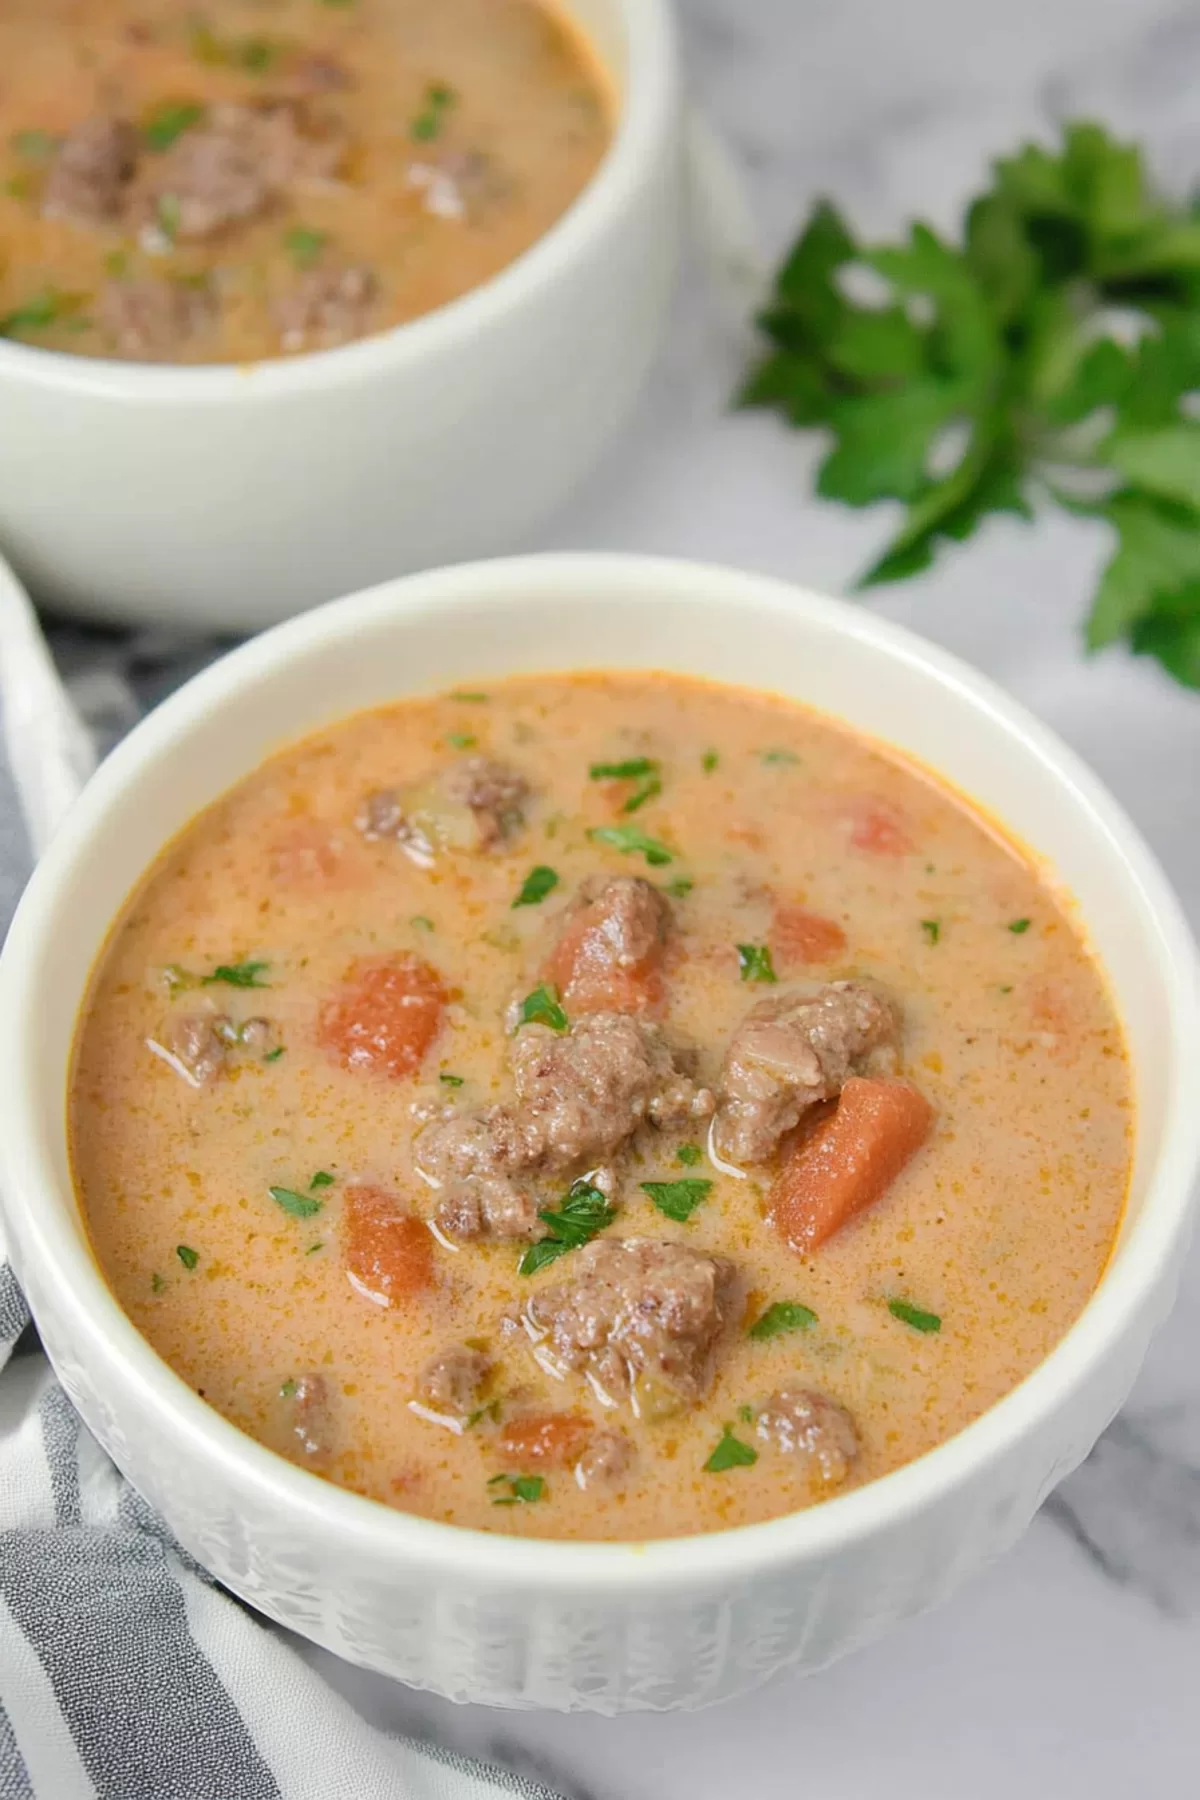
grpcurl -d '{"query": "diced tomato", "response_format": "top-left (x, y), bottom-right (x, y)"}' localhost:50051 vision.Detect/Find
top-left (848, 803), bottom-right (912, 857)
top-left (771, 902), bottom-right (847, 966)
top-left (318, 953), bottom-right (445, 1078)
top-left (496, 1412), bottom-right (594, 1467)
top-left (268, 818), bottom-right (355, 888)
top-left (768, 1077), bottom-right (933, 1254)
top-left (544, 910), bottom-right (664, 1017)
top-left (343, 1184), bottom-right (435, 1307)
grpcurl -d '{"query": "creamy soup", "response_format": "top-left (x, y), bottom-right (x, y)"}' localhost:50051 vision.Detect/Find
top-left (0, 0), bottom-right (609, 363)
top-left (70, 674), bottom-right (1132, 1541)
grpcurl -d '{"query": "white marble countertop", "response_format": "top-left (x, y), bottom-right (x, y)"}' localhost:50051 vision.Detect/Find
top-left (54, 0), bottom-right (1200, 1790)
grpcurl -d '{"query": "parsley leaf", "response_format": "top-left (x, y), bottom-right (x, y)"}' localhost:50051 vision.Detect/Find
top-left (589, 757), bottom-right (657, 780)
top-left (518, 1179), bottom-right (617, 1276)
top-left (760, 748), bottom-right (801, 766)
top-left (202, 961), bottom-right (270, 989)
top-left (888, 1297), bottom-right (942, 1334)
top-left (11, 129), bottom-right (58, 163)
top-left (411, 82), bottom-right (456, 143)
top-left (640, 1178), bottom-right (712, 1223)
top-left (736, 943), bottom-right (777, 983)
top-left (490, 1473), bottom-right (546, 1506)
top-left (143, 102), bottom-right (205, 152)
top-left (0, 289), bottom-right (86, 338)
top-left (309, 1171), bottom-right (334, 1189)
top-left (512, 865), bottom-right (559, 908)
top-left (516, 983), bottom-right (568, 1033)
top-left (264, 1045), bottom-right (285, 1063)
top-left (676, 1143), bottom-right (703, 1167)
top-left (741, 120), bottom-right (1200, 688)
top-left (664, 877), bottom-right (693, 899)
top-left (1008, 918), bottom-right (1031, 934)
top-left (588, 825), bottom-right (674, 866)
top-left (284, 225), bottom-right (328, 269)
top-left (269, 1186), bottom-right (324, 1219)
top-left (704, 1426), bottom-right (758, 1473)
top-left (176, 1244), bottom-right (199, 1271)
top-left (151, 1271), bottom-right (166, 1294)
top-left (439, 1072), bottom-right (464, 1087)
top-left (748, 1301), bottom-right (818, 1340)
top-left (920, 919), bottom-right (941, 945)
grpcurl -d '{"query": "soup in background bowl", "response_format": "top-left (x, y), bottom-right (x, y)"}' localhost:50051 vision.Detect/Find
top-left (0, 0), bottom-right (611, 363)
top-left (1, 557), bottom-right (1196, 1710)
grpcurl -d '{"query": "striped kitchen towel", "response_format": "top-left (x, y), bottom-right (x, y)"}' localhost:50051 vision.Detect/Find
top-left (0, 557), bottom-right (564, 1800)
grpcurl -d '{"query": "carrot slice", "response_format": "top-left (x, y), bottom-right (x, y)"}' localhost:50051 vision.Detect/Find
top-left (496, 1412), bottom-right (594, 1468)
top-left (848, 803), bottom-right (912, 856)
top-left (544, 908), bottom-right (664, 1017)
top-left (768, 1077), bottom-right (933, 1254)
top-left (343, 1184), bottom-right (434, 1306)
top-left (771, 902), bottom-right (848, 966)
top-left (318, 953), bottom-right (445, 1078)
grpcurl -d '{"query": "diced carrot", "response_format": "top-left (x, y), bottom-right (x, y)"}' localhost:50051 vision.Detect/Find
top-left (343, 1184), bottom-right (435, 1306)
top-left (848, 803), bottom-right (912, 857)
top-left (768, 1077), bottom-right (933, 1254)
top-left (268, 818), bottom-right (356, 888)
top-left (771, 902), bottom-right (848, 966)
top-left (318, 953), bottom-right (445, 1078)
top-left (496, 1412), bottom-right (594, 1467)
top-left (544, 910), bottom-right (664, 1017)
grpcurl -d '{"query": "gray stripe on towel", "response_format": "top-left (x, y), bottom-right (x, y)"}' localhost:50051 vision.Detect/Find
top-left (0, 1700), bottom-right (34, 1800)
top-left (0, 1268), bottom-right (29, 1362)
top-left (0, 1530), bottom-right (280, 1800)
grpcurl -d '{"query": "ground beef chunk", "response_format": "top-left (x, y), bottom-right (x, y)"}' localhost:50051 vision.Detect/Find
top-left (143, 101), bottom-right (343, 242)
top-left (412, 1345), bottom-right (490, 1426)
top-left (407, 149), bottom-right (508, 222)
top-left (284, 1373), bottom-right (334, 1463)
top-left (275, 263), bottom-right (376, 352)
top-left (574, 1426), bottom-right (635, 1490)
top-left (544, 876), bottom-right (671, 1014)
top-left (715, 980), bottom-right (899, 1165)
top-left (100, 276), bottom-right (213, 359)
top-left (357, 756), bottom-right (528, 862)
top-left (433, 1172), bottom-right (544, 1243)
top-left (524, 1237), bottom-right (741, 1413)
top-left (754, 1387), bottom-right (859, 1486)
top-left (149, 1014), bottom-right (229, 1085)
top-left (43, 116), bottom-right (139, 226)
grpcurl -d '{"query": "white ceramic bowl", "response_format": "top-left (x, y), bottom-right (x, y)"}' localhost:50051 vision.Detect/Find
top-left (2, 555), bottom-right (1198, 1713)
top-left (0, 2), bottom-right (681, 632)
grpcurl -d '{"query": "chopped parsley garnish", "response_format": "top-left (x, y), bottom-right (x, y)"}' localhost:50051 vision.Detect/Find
top-left (622, 775), bottom-right (661, 814)
top-left (305, 1241), bottom-right (323, 1254)
top-left (0, 289), bottom-right (86, 338)
top-left (264, 1046), bottom-right (286, 1063)
top-left (489, 1473), bottom-right (546, 1506)
top-left (439, 1072), bottom-right (464, 1087)
top-left (999, 984), bottom-right (1014, 994)
top-left (446, 731), bottom-right (477, 750)
top-left (737, 1403), bottom-right (755, 1423)
top-left (448, 691), bottom-right (488, 702)
top-left (411, 82), bottom-right (457, 143)
top-left (284, 224), bottom-right (328, 268)
top-left (736, 943), bottom-right (777, 983)
top-left (202, 961), bottom-right (270, 989)
top-left (749, 1301), bottom-right (818, 1340)
top-left (588, 824), bottom-right (673, 866)
top-left (175, 1244), bottom-right (199, 1271)
top-left (12, 129), bottom-right (58, 163)
top-left (516, 983), bottom-right (568, 1033)
top-left (589, 756), bottom-right (657, 780)
top-left (280, 1378), bottom-right (298, 1398)
top-left (760, 748), bottom-right (801, 766)
top-left (518, 1179), bottom-right (617, 1276)
top-left (151, 1272), bottom-right (166, 1294)
top-left (191, 24), bottom-right (283, 73)
top-left (466, 1399), bottom-right (502, 1429)
top-left (310, 1171), bottom-right (335, 1189)
top-left (105, 249), bottom-right (130, 278)
top-left (411, 915), bottom-right (435, 932)
top-left (704, 1425), bottom-right (758, 1473)
top-left (701, 749), bottom-right (719, 773)
top-left (1008, 918), bottom-right (1032, 934)
top-left (888, 1298), bottom-right (942, 1333)
top-left (676, 1143), bottom-right (703, 1167)
top-left (664, 876), bottom-right (694, 899)
top-left (512, 865), bottom-right (559, 908)
top-left (640, 1178), bottom-right (712, 1223)
top-left (156, 192), bottom-right (182, 242)
top-left (142, 103), bottom-right (206, 152)
top-left (269, 1186), bottom-right (324, 1220)
top-left (920, 919), bottom-right (941, 945)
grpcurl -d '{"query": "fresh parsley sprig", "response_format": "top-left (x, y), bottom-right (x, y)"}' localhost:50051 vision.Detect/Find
top-left (741, 121), bottom-right (1200, 688)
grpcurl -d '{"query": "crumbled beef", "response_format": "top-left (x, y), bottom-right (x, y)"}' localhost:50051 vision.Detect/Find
top-left (357, 756), bottom-right (528, 862)
top-left (574, 1426), bottom-right (635, 1490)
top-left (412, 1345), bottom-right (490, 1425)
top-left (99, 276), bottom-right (213, 359)
top-left (150, 1014), bottom-right (229, 1085)
top-left (754, 1387), bottom-right (859, 1485)
top-left (524, 1237), bottom-right (741, 1414)
top-left (417, 1014), bottom-right (713, 1237)
top-left (284, 1373), bottom-right (334, 1463)
top-left (284, 55), bottom-right (353, 96)
top-left (715, 981), bottom-right (899, 1164)
top-left (544, 876), bottom-right (670, 1014)
top-left (43, 116), bottom-right (139, 226)
top-left (275, 263), bottom-right (376, 352)
top-left (407, 149), bottom-right (507, 222)
top-left (143, 101), bottom-right (343, 242)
